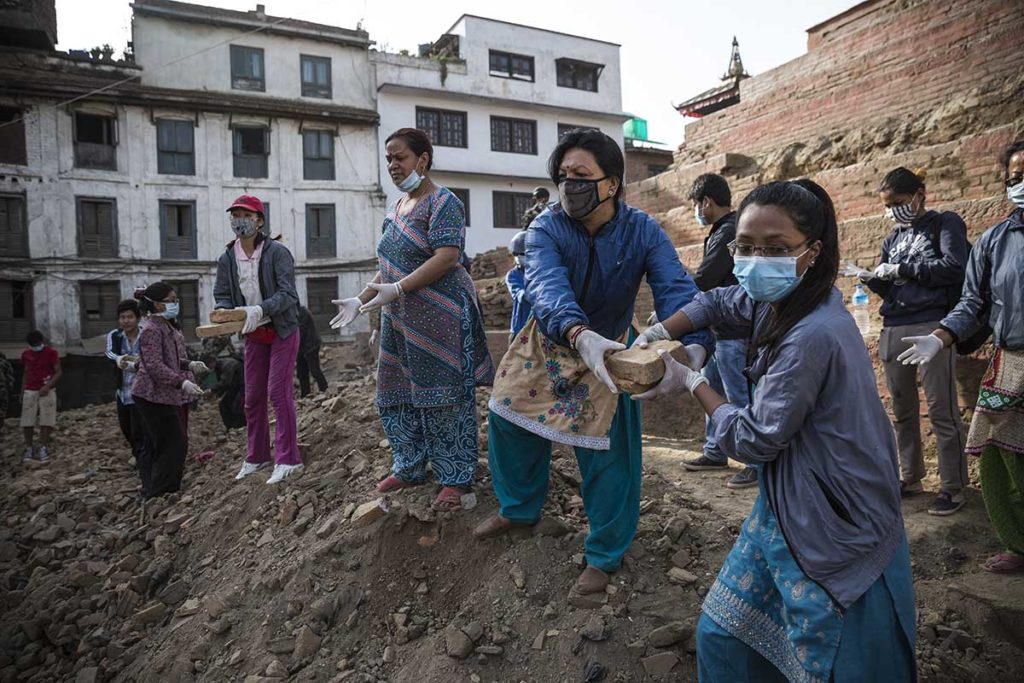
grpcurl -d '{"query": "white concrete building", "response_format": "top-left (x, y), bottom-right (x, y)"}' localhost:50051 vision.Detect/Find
top-left (0, 0), bottom-right (380, 364)
top-left (373, 15), bottom-right (629, 255)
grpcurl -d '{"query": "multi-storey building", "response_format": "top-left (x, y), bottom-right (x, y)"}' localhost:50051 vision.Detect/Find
top-left (373, 15), bottom-right (630, 254)
top-left (0, 0), bottom-right (381, 355)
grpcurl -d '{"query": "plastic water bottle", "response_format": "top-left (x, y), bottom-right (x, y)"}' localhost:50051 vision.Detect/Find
top-left (852, 284), bottom-right (871, 338)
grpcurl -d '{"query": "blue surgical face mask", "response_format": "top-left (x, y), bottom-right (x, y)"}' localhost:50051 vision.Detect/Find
top-left (733, 255), bottom-right (807, 303)
top-left (694, 203), bottom-right (709, 227)
top-left (397, 169), bottom-right (423, 193)
top-left (1007, 180), bottom-right (1024, 208)
top-left (158, 302), bottom-right (180, 319)
top-left (30, 344), bottom-right (44, 353)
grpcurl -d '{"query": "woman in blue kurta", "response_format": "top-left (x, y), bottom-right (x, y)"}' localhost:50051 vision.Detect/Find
top-left (474, 129), bottom-right (713, 594)
top-left (637, 180), bottom-right (916, 682)
top-left (332, 128), bottom-right (494, 510)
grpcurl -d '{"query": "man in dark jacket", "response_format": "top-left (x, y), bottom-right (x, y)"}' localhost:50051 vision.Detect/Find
top-left (682, 173), bottom-right (757, 489)
top-left (296, 306), bottom-right (327, 397)
top-left (206, 353), bottom-right (246, 430)
top-left (862, 167), bottom-right (969, 516)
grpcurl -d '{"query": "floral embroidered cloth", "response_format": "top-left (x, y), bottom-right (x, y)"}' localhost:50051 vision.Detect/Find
top-left (488, 318), bottom-right (624, 450)
top-left (966, 347), bottom-right (1024, 455)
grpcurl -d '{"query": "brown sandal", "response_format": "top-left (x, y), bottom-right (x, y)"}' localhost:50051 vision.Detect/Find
top-left (575, 566), bottom-right (610, 595)
top-left (473, 514), bottom-right (534, 539)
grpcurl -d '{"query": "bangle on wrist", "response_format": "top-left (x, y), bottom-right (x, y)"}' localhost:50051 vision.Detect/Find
top-left (568, 325), bottom-right (589, 350)
top-left (395, 281), bottom-right (405, 297)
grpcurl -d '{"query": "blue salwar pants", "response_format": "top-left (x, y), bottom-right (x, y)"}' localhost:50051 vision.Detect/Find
top-left (486, 391), bottom-right (642, 572)
top-left (379, 399), bottom-right (479, 487)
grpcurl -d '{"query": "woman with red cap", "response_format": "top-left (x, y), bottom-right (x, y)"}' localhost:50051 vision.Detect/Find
top-left (214, 194), bottom-right (303, 485)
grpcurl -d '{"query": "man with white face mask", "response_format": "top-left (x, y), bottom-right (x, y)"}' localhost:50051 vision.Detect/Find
top-left (862, 167), bottom-right (970, 516)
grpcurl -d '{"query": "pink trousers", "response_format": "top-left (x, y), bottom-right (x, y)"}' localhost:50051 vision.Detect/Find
top-left (244, 329), bottom-right (301, 466)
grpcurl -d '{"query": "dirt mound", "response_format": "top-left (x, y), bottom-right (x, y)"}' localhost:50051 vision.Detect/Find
top-left (2, 348), bottom-right (1023, 682)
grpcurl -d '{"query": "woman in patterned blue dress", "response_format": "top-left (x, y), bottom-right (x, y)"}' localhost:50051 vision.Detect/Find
top-left (637, 180), bottom-right (916, 682)
top-left (332, 128), bottom-right (494, 510)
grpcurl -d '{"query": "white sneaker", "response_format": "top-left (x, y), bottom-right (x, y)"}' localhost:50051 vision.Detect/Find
top-left (266, 464), bottom-right (303, 485)
top-left (22, 447), bottom-right (34, 462)
top-left (235, 461), bottom-right (270, 480)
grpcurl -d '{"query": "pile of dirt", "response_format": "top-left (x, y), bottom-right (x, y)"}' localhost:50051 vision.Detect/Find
top-left (1, 347), bottom-right (1022, 683)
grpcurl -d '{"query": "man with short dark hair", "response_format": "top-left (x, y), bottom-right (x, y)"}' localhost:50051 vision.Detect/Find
top-left (521, 187), bottom-right (551, 228)
top-left (683, 174), bottom-right (757, 489)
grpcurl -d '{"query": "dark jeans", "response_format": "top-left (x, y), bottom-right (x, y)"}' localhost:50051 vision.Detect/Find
top-left (116, 398), bottom-right (152, 476)
top-left (296, 349), bottom-right (327, 397)
top-left (134, 396), bottom-right (186, 500)
top-left (219, 389), bottom-right (246, 429)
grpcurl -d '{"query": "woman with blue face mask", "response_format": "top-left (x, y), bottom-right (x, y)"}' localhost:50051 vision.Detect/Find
top-left (331, 128), bottom-right (494, 511)
top-left (132, 282), bottom-right (207, 501)
top-left (901, 140), bottom-right (1024, 575)
top-left (636, 180), bottom-right (915, 682)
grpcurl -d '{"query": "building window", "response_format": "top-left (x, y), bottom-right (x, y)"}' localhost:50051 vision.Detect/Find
top-left (306, 277), bottom-right (338, 333)
top-left (73, 112), bottom-right (117, 170)
top-left (160, 200), bottom-right (197, 259)
top-left (0, 108), bottom-right (27, 165)
top-left (76, 197), bottom-right (117, 257)
top-left (0, 194), bottom-right (28, 258)
top-left (555, 58), bottom-right (603, 92)
top-left (80, 281), bottom-right (120, 339)
top-left (233, 126), bottom-right (269, 178)
top-left (305, 204), bottom-right (336, 258)
top-left (491, 117), bottom-right (537, 155)
top-left (302, 129), bottom-right (335, 180)
top-left (415, 107), bottom-right (467, 148)
top-left (493, 191), bottom-right (534, 229)
top-left (449, 188), bottom-right (470, 227)
top-left (647, 164), bottom-right (669, 177)
top-left (300, 55), bottom-right (331, 98)
top-left (167, 280), bottom-right (199, 342)
top-left (489, 50), bottom-right (534, 81)
top-left (230, 45), bottom-right (265, 91)
top-left (0, 280), bottom-right (33, 343)
top-left (558, 123), bottom-right (598, 140)
top-left (156, 119), bottom-right (195, 175)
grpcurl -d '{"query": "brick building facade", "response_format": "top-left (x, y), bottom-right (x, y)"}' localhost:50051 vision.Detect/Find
top-left (625, 0), bottom-right (1023, 283)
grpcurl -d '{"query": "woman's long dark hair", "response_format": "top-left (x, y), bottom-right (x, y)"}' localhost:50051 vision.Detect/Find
top-left (135, 281), bottom-right (175, 316)
top-left (738, 179), bottom-right (840, 351)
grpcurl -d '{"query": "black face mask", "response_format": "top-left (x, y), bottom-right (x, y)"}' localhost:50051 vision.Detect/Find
top-left (559, 176), bottom-right (612, 219)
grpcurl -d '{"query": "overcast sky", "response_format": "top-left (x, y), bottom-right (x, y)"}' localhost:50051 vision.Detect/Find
top-left (55, 0), bottom-right (858, 148)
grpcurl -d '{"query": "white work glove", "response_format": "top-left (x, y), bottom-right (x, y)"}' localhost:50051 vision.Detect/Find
top-left (897, 334), bottom-right (944, 365)
top-left (857, 271), bottom-right (873, 284)
top-left (634, 348), bottom-right (709, 401)
top-left (189, 360), bottom-right (209, 376)
top-left (359, 282), bottom-right (403, 313)
top-left (181, 380), bottom-right (205, 397)
top-left (575, 330), bottom-right (626, 394)
top-left (631, 322), bottom-right (671, 349)
top-left (330, 297), bottom-right (362, 329)
top-left (873, 263), bottom-right (901, 281)
top-left (685, 343), bottom-right (707, 371)
top-left (114, 355), bottom-right (128, 370)
top-left (241, 305), bottom-right (264, 334)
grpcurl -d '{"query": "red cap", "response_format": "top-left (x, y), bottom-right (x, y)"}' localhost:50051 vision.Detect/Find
top-left (226, 194), bottom-right (265, 215)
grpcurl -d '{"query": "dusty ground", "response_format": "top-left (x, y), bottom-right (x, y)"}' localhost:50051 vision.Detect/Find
top-left (1, 345), bottom-right (1022, 683)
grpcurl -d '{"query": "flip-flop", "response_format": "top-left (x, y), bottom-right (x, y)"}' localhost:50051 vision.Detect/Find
top-left (431, 486), bottom-right (465, 511)
top-left (982, 552), bottom-right (1024, 574)
top-left (376, 476), bottom-right (423, 493)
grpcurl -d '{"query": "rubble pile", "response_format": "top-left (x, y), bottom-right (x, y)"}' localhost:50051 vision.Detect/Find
top-left (1, 351), bottom-right (1021, 682)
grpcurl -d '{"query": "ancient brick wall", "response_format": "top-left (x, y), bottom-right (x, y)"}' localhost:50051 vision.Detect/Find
top-left (626, 0), bottom-right (1024, 267)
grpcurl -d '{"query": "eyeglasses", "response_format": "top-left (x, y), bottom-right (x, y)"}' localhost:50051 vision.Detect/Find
top-left (727, 240), bottom-right (810, 258)
top-left (1006, 175), bottom-right (1023, 188)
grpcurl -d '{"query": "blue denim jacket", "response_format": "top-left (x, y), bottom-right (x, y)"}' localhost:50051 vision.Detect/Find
top-left (524, 202), bottom-right (713, 353)
top-left (684, 286), bottom-right (905, 608)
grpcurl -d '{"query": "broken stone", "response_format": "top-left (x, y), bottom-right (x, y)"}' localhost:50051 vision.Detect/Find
top-left (257, 530), bottom-right (274, 548)
top-left (75, 667), bottom-right (99, 683)
top-left (642, 651), bottom-right (679, 676)
top-left (647, 621), bottom-right (693, 648)
top-left (531, 631), bottom-right (546, 651)
top-left (350, 498), bottom-right (388, 527)
top-left (445, 627), bottom-right (474, 659)
top-left (460, 492), bottom-right (477, 510)
top-left (177, 598), bottom-right (201, 617)
top-left (580, 614), bottom-right (608, 642)
top-left (663, 513), bottom-right (691, 543)
top-left (568, 590), bottom-right (609, 610)
top-left (462, 621), bottom-right (484, 643)
top-left (278, 498), bottom-right (299, 526)
top-left (316, 517), bottom-right (338, 539)
top-left (208, 617), bottom-right (232, 635)
top-left (133, 602), bottom-right (167, 626)
top-left (669, 548), bottom-right (691, 569)
top-left (667, 567), bottom-right (698, 586)
top-left (475, 645), bottom-right (503, 656)
top-left (158, 580), bottom-right (188, 605)
top-left (293, 625), bottom-right (321, 659)
top-left (33, 525), bottom-right (62, 543)
top-left (382, 645), bottom-right (395, 663)
top-left (267, 637), bottom-right (295, 655)
top-left (534, 516), bottom-right (572, 537)
top-left (509, 565), bottom-right (526, 589)
top-left (342, 450), bottom-right (369, 477)
top-left (265, 660), bottom-right (288, 678)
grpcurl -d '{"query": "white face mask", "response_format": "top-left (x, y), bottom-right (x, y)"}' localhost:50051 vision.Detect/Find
top-left (397, 169), bottom-right (423, 193)
top-left (1007, 180), bottom-right (1024, 208)
top-left (694, 203), bottom-right (709, 227)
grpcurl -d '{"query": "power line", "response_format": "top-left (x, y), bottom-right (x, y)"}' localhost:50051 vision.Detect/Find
top-left (0, 14), bottom-right (292, 131)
